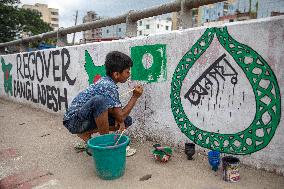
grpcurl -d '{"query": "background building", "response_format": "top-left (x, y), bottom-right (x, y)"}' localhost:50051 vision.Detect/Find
top-left (171, 12), bottom-right (180, 30)
top-left (137, 16), bottom-right (172, 36)
top-left (82, 0), bottom-right (283, 42)
top-left (257, 0), bottom-right (284, 18)
top-left (101, 23), bottom-right (126, 40)
top-left (82, 11), bottom-right (102, 43)
top-left (22, 3), bottom-right (59, 30)
top-left (172, 0), bottom-right (283, 29)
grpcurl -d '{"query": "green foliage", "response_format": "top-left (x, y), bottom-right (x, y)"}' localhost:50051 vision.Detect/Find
top-left (0, 0), bottom-right (20, 5)
top-left (0, 1), bottom-right (21, 42)
top-left (18, 8), bottom-right (53, 35)
top-left (0, 0), bottom-right (53, 43)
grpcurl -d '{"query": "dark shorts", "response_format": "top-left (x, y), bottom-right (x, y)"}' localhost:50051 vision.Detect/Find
top-left (63, 95), bottom-right (132, 134)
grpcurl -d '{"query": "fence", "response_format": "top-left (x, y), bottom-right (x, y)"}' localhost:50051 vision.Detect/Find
top-left (0, 0), bottom-right (224, 54)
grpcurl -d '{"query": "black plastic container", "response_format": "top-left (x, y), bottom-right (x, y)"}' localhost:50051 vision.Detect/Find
top-left (185, 143), bottom-right (195, 160)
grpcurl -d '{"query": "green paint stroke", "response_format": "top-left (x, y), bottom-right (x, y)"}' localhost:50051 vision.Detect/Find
top-left (84, 50), bottom-right (106, 85)
top-left (1, 57), bottom-right (13, 96)
top-left (131, 44), bottom-right (167, 83)
top-left (170, 27), bottom-right (281, 155)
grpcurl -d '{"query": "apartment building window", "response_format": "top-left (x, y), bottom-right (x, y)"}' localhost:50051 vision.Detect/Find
top-left (106, 29), bottom-right (109, 33)
top-left (157, 24), bottom-right (159, 28)
top-left (146, 24), bottom-right (150, 29)
top-left (118, 28), bottom-right (121, 32)
top-left (51, 18), bottom-right (58, 21)
top-left (51, 12), bottom-right (58, 15)
top-left (139, 21), bottom-right (142, 26)
top-left (139, 31), bottom-right (142, 35)
top-left (165, 26), bottom-right (169, 30)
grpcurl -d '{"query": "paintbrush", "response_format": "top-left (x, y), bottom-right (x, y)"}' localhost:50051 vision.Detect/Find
top-left (115, 129), bottom-right (126, 145)
top-left (120, 83), bottom-right (146, 97)
top-left (120, 88), bottom-right (135, 97)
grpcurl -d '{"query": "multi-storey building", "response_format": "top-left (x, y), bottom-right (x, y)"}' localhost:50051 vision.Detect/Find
top-left (172, 8), bottom-right (199, 30)
top-left (171, 12), bottom-right (180, 30)
top-left (201, 1), bottom-right (230, 24)
top-left (82, 11), bottom-right (102, 43)
top-left (172, 0), bottom-right (283, 29)
top-left (22, 3), bottom-right (59, 30)
top-left (257, 0), bottom-right (284, 18)
top-left (137, 16), bottom-right (172, 36)
top-left (101, 23), bottom-right (126, 39)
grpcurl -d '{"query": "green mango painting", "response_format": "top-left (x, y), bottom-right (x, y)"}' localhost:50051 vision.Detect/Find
top-left (1, 57), bottom-right (13, 96)
top-left (170, 27), bottom-right (281, 155)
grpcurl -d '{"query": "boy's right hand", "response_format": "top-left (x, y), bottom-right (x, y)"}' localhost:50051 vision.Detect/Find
top-left (133, 85), bottom-right (143, 98)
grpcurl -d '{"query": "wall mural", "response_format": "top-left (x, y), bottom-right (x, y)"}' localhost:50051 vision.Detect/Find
top-left (131, 44), bottom-right (167, 83)
top-left (1, 57), bottom-right (13, 96)
top-left (170, 27), bottom-right (281, 155)
top-left (84, 50), bottom-right (106, 85)
top-left (0, 48), bottom-right (75, 112)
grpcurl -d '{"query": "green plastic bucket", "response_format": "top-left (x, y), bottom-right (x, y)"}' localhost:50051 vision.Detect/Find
top-left (87, 133), bottom-right (129, 180)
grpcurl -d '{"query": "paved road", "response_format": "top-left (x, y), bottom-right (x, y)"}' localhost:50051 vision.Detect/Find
top-left (0, 98), bottom-right (283, 189)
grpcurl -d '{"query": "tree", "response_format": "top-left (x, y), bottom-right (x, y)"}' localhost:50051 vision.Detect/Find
top-left (0, 0), bottom-right (21, 42)
top-left (0, 0), bottom-right (53, 43)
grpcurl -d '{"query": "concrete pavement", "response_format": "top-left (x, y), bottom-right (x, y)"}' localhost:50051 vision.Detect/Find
top-left (0, 98), bottom-right (283, 189)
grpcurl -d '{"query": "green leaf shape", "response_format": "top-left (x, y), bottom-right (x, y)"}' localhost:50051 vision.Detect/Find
top-left (84, 50), bottom-right (106, 85)
top-left (1, 57), bottom-right (13, 96)
top-left (170, 27), bottom-right (281, 155)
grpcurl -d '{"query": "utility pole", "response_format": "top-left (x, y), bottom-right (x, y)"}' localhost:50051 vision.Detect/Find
top-left (72, 10), bottom-right (78, 45)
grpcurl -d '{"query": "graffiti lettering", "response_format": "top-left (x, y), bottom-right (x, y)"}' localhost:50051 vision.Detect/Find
top-left (52, 50), bottom-right (61, 82)
top-left (61, 48), bottom-right (75, 85)
top-left (13, 80), bottom-right (68, 112)
top-left (184, 53), bottom-right (238, 106)
top-left (16, 48), bottom-right (76, 85)
top-left (12, 48), bottom-right (75, 112)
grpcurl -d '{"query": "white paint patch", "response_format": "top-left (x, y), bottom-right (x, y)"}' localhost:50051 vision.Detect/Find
top-left (32, 179), bottom-right (61, 189)
top-left (142, 53), bottom-right (154, 69)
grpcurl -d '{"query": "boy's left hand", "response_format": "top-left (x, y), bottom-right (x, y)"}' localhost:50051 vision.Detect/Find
top-left (115, 120), bottom-right (125, 132)
top-left (119, 122), bottom-right (125, 132)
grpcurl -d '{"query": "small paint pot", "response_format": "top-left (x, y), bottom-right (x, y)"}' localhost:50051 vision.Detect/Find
top-left (185, 143), bottom-right (195, 160)
top-left (208, 151), bottom-right (220, 171)
top-left (222, 156), bottom-right (240, 182)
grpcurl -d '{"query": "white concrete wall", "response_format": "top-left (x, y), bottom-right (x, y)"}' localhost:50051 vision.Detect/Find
top-left (1, 16), bottom-right (284, 175)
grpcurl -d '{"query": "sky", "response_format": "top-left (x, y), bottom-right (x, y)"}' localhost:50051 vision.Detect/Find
top-left (19, 0), bottom-right (174, 42)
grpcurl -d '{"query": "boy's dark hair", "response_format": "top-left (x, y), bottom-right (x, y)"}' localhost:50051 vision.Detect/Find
top-left (105, 51), bottom-right (133, 76)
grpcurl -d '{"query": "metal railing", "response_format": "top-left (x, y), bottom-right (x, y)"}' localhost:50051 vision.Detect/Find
top-left (0, 0), bottom-right (224, 52)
